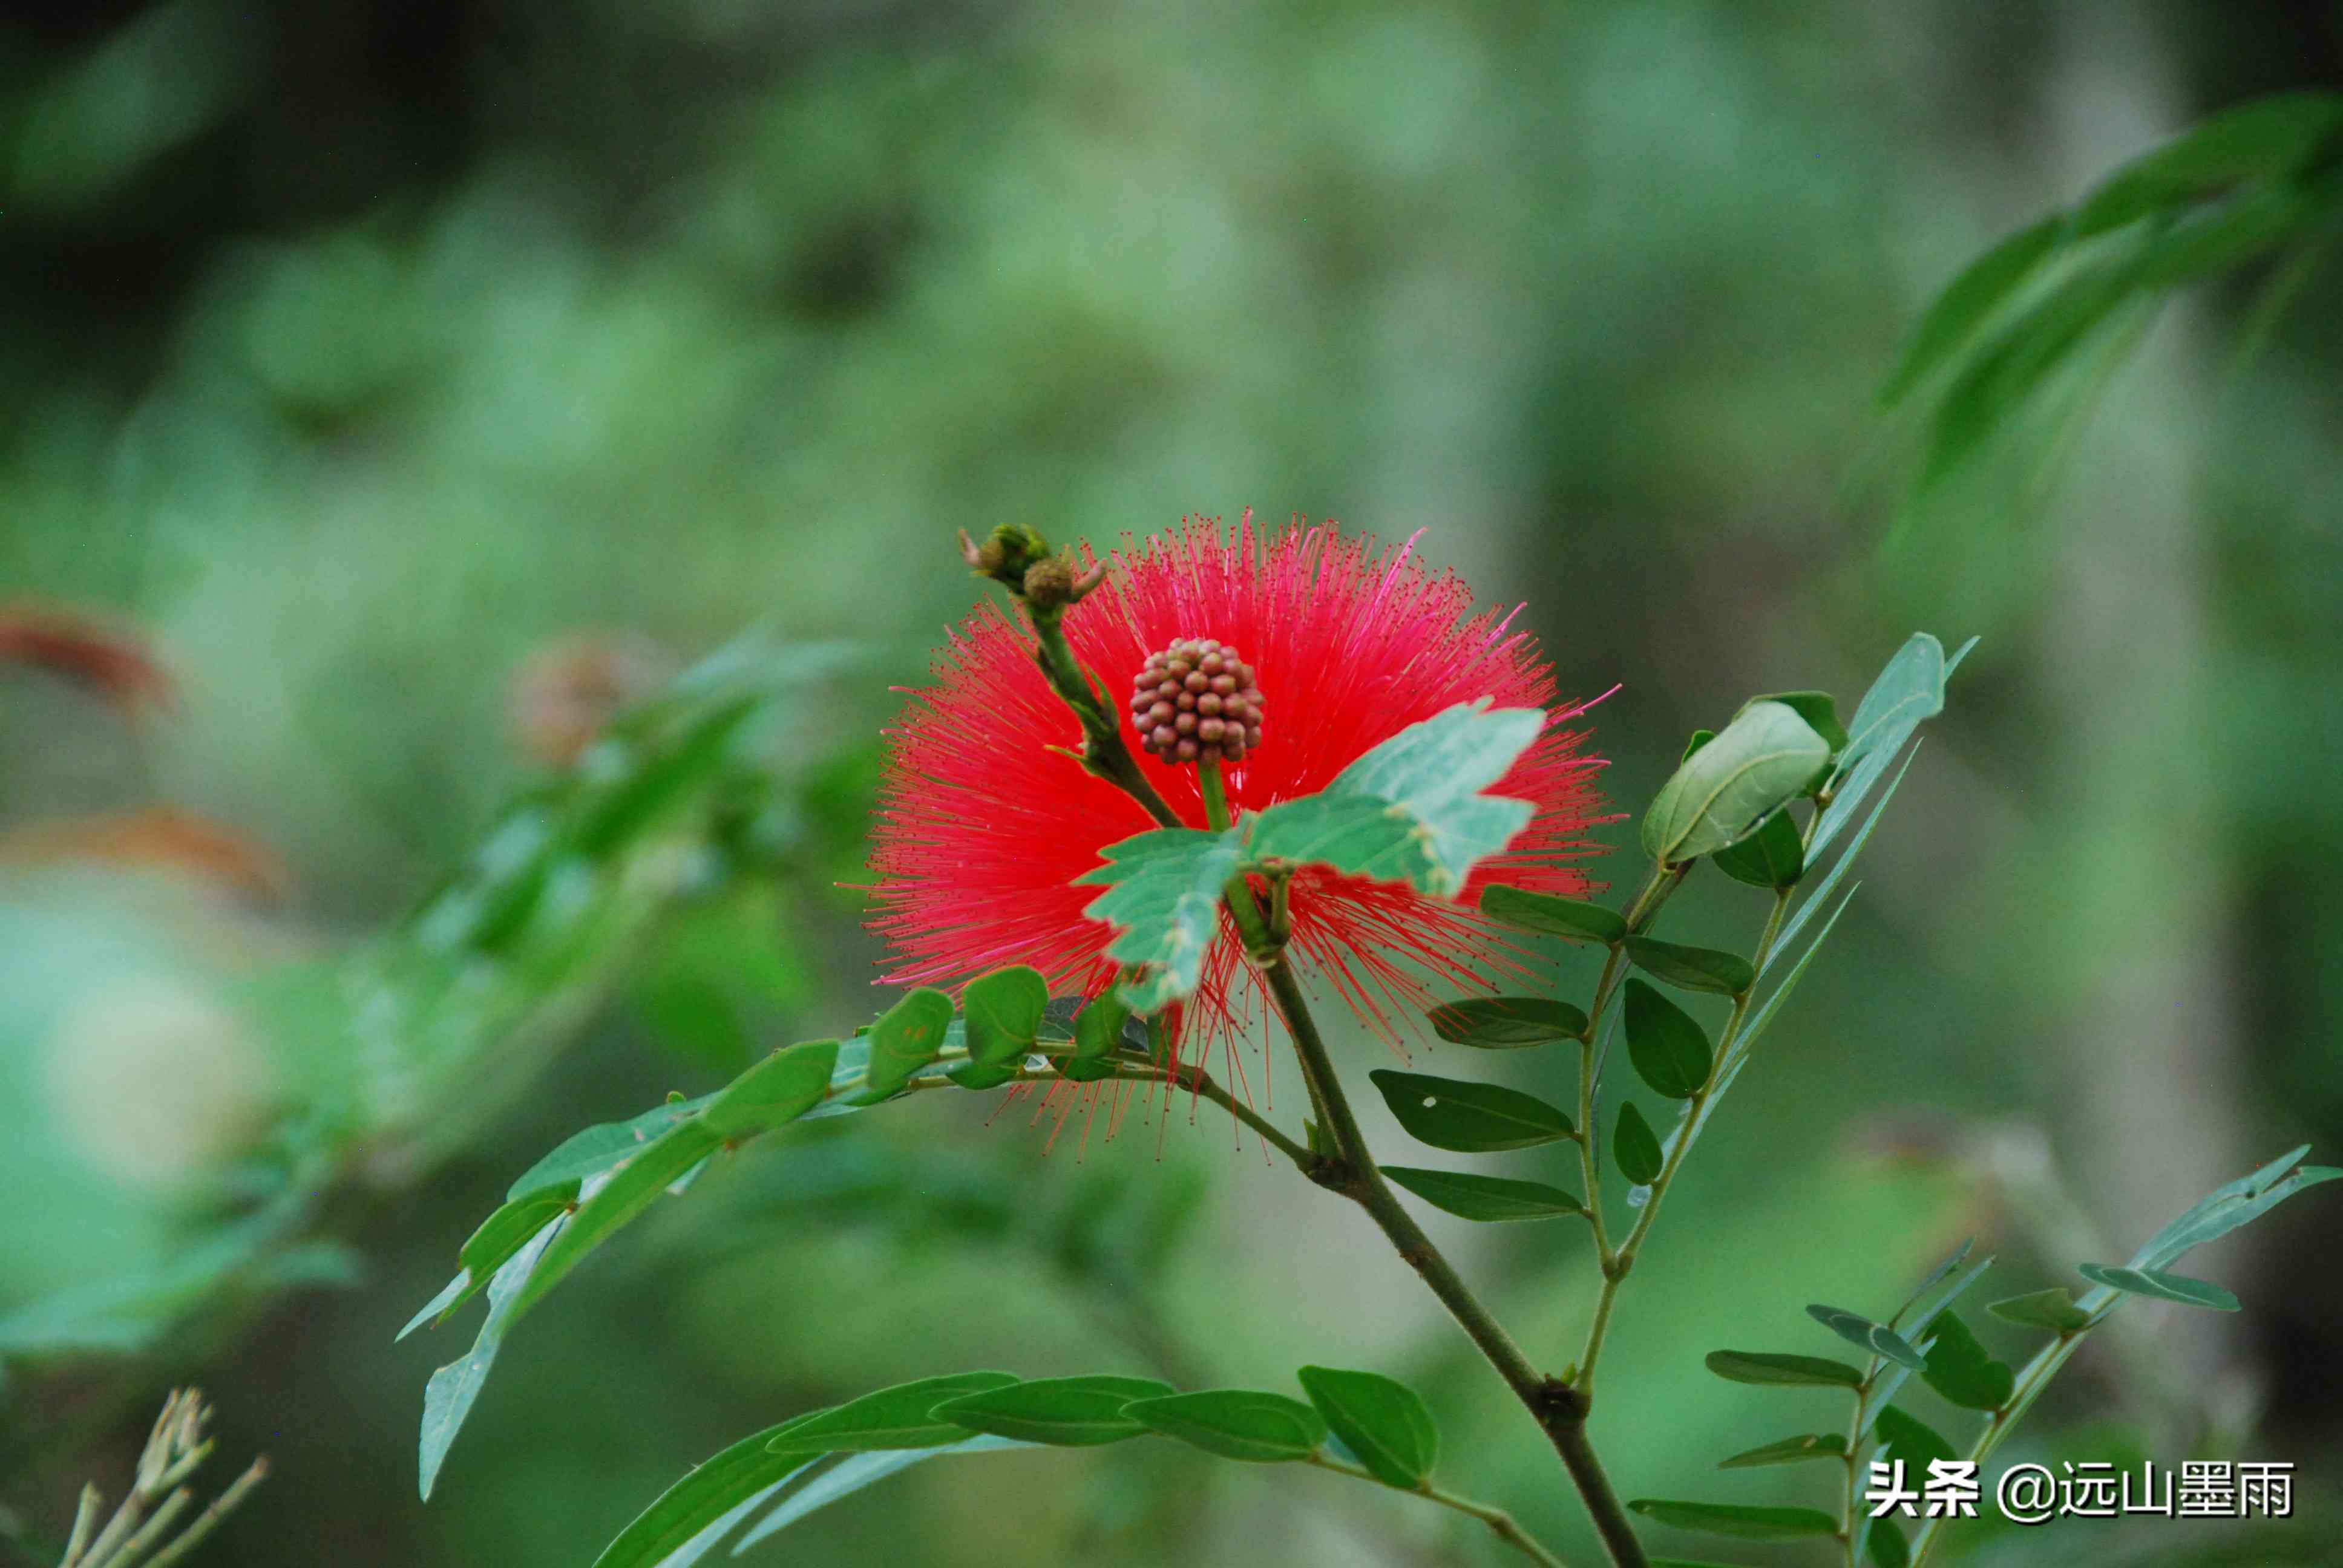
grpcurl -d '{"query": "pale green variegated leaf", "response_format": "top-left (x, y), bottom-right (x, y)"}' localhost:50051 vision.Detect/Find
top-left (421, 1215), bottom-right (566, 1499)
top-left (591, 1422), bottom-right (818, 1568)
top-left (1075, 828), bottom-right (1245, 1014)
top-left (1250, 700), bottom-right (1545, 897)
top-left (728, 1438), bottom-right (1034, 1556)
top-left (2128, 1144), bottom-right (2342, 1270)
top-left (1641, 701), bottom-right (1832, 865)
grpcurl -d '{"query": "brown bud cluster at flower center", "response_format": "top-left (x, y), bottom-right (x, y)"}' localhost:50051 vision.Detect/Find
top-left (1129, 638), bottom-right (1265, 765)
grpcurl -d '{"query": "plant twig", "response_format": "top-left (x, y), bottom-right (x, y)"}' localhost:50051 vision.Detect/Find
top-left (1303, 1452), bottom-right (1574, 1568)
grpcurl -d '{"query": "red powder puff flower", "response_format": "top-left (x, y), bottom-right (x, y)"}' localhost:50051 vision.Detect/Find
top-left (868, 513), bottom-right (1612, 1074)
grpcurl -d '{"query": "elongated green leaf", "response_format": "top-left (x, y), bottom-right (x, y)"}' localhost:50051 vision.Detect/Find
top-left (421, 1218), bottom-right (565, 1499)
top-left (701, 1039), bottom-right (840, 1139)
top-left (1625, 938), bottom-right (1754, 996)
top-left (1919, 1310), bottom-right (2014, 1411)
top-left (1122, 1390), bottom-right (1328, 1462)
top-left (1624, 980), bottom-right (1711, 1099)
top-left (513, 1119), bottom-right (724, 1319)
top-left (1381, 1166), bottom-right (1582, 1222)
top-left (729, 1437), bottom-right (1032, 1555)
top-left (1986, 1288), bottom-right (2096, 1333)
top-left (1717, 1432), bottom-right (1847, 1469)
top-left (1641, 701), bottom-right (1832, 864)
top-left (2129, 1145), bottom-right (2342, 1270)
top-left (1712, 809), bottom-right (1803, 890)
top-left (1248, 701), bottom-right (1545, 896)
top-left (1873, 1405), bottom-right (1955, 1470)
top-left (1881, 214), bottom-right (2066, 403)
top-left (1867, 1515), bottom-right (1910, 1568)
top-left (1891, 1239), bottom-right (1976, 1328)
top-left (1703, 1350), bottom-right (1864, 1389)
top-left (2072, 92), bottom-right (2343, 237)
top-left (1369, 1070), bottom-right (1572, 1152)
top-left (961, 966), bottom-right (1049, 1069)
top-left (1806, 1305), bottom-right (1928, 1371)
top-left (765, 1371), bottom-right (1017, 1452)
top-left (402, 1187), bottom-right (577, 1339)
top-left (590, 1422), bottom-right (818, 1568)
top-left (1426, 996), bottom-right (1586, 1047)
top-left (852, 988), bottom-right (955, 1102)
top-left (1614, 1101), bottom-right (1663, 1185)
top-left (1297, 1365), bottom-right (1439, 1489)
top-left (2077, 1264), bottom-right (2239, 1311)
top-left (505, 1096), bottom-right (716, 1201)
top-left (1076, 828), bottom-right (1244, 1014)
top-left (1832, 635), bottom-right (1953, 791)
top-left (1479, 884), bottom-right (1627, 944)
top-left (929, 1376), bottom-right (1173, 1446)
top-left (1628, 1500), bottom-right (1840, 1540)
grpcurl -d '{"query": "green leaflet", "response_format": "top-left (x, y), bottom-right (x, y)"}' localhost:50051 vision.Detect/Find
top-left (1369, 1070), bottom-right (1573, 1152)
top-left (1296, 1365), bottom-right (1439, 1489)
top-left (1623, 980), bottom-right (1711, 1099)
top-left (1627, 1499), bottom-right (1840, 1541)
top-left (505, 1095), bottom-right (718, 1201)
top-left (1717, 1432), bottom-right (1847, 1469)
top-left (1076, 827), bottom-right (1245, 1015)
top-left (2077, 1264), bottom-right (2240, 1312)
top-left (1478, 884), bottom-right (1627, 944)
top-left (1380, 1166), bottom-right (1583, 1222)
top-left (1805, 1305), bottom-right (1928, 1371)
top-left (1985, 1287), bottom-right (2097, 1333)
top-left (589, 1421), bottom-right (819, 1568)
top-left (929, 1376), bottom-right (1173, 1446)
top-left (1919, 1310), bottom-right (2014, 1411)
top-left (513, 1119), bottom-right (725, 1318)
top-left (959, 965), bottom-right (1049, 1069)
top-left (1425, 996), bottom-right (1587, 1047)
top-left (1122, 1390), bottom-right (1327, 1462)
top-left (1613, 1101), bottom-right (1663, 1185)
top-left (852, 988), bottom-right (955, 1102)
top-left (1872, 1405), bottom-right (1955, 1471)
top-left (1711, 808), bottom-right (1804, 890)
top-left (1641, 700), bottom-right (1832, 864)
top-left (1702, 1350), bottom-right (1864, 1388)
top-left (767, 1371), bottom-right (1020, 1452)
top-left (700, 1039), bottom-right (840, 1138)
top-left (420, 1218), bottom-right (566, 1500)
top-left (1624, 937), bottom-right (1754, 996)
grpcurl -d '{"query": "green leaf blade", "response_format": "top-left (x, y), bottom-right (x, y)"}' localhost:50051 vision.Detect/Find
top-left (1805, 1305), bottom-right (1928, 1371)
top-left (767, 1372), bottom-right (1018, 1452)
top-left (929, 1376), bottom-right (1173, 1447)
top-left (1425, 996), bottom-right (1587, 1048)
top-left (1369, 1070), bottom-right (1573, 1152)
top-left (1296, 1365), bottom-right (1439, 1489)
top-left (1614, 1101), bottom-right (1664, 1185)
top-left (1628, 1499), bottom-right (1840, 1541)
top-left (1986, 1288), bottom-right (2097, 1333)
top-left (2077, 1264), bottom-right (2240, 1312)
top-left (1076, 828), bottom-right (1245, 1014)
top-left (1380, 1166), bottom-right (1584, 1223)
top-left (1624, 979), bottom-right (1712, 1099)
top-left (1919, 1310), bottom-right (2015, 1411)
top-left (1479, 884), bottom-right (1627, 944)
top-left (1641, 701), bottom-right (1832, 865)
top-left (1717, 1432), bottom-right (1849, 1469)
top-left (1703, 1350), bottom-right (1864, 1389)
top-left (701, 1038), bottom-right (841, 1139)
top-left (1122, 1390), bottom-right (1328, 1463)
top-left (1625, 938), bottom-right (1754, 996)
top-left (960, 965), bottom-right (1049, 1068)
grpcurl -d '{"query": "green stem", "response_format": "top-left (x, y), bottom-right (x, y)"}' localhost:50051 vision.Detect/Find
top-left (1576, 884), bottom-right (1791, 1395)
top-left (1571, 864), bottom-right (1681, 1270)
top-left (1028, 610), bottom-right (1182, 830)
top-left (1015, 618), bottom-right (1647, 1566)
top-left (1303, 1453), bottom-right (1573, 1568)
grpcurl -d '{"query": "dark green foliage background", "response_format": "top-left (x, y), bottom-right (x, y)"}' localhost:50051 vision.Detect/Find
top-left (3, 1), bottom-right (2340, 1564)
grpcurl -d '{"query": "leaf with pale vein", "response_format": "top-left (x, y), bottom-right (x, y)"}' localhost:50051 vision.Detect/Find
top-left (1076, 828), bottom-right (1245, 1014)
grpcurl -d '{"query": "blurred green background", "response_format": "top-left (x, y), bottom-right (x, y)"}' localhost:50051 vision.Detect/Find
top-left (4, 0), bottom-right (2341, 1563)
